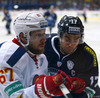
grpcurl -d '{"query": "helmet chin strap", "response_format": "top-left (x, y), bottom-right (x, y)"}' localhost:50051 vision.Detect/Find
top-left (27, 50), bottom-right (36, 56)
top-left (24, 44), bottom-right (36, 57)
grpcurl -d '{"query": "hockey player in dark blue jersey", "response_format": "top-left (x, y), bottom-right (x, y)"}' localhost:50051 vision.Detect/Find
top-left (2, 7), bottom-right (12, 35)
top-left (44, 15), bottom-right (100, 98)
top-left (44, 5), bottom-right (57, 35)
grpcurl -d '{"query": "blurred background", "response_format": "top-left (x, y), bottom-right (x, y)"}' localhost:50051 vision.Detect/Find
top-left (0, 0), bottom-right (100, 36)
top-left (0, 0), bottom-right (100, 10)
top-left (0, 0), bottom-right (100, 85)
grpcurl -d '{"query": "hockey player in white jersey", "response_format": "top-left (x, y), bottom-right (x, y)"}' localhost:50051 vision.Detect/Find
top-left (0, 12), bottom-right (69, 98)
top-left (0, 12), bottom-right (85, 98)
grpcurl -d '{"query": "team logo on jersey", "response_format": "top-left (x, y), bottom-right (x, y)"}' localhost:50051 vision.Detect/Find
top-left (67, 60), bottom-right (74, 70)
top-left (57, 61), bottom-right (62, 67)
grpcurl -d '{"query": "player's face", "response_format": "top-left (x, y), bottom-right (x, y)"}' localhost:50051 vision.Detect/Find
top-left (60, 33), bottom-right (81, 54)
top-left (28, 29), bottom-right (46, 54)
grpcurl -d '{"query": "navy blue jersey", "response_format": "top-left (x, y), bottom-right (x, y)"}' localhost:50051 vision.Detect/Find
top-left (2, 9), bottom-right (12, 34)
top-left (44, 36), bottom-right (100, 97)
top-left (44, 11), bottom-right (57, 27)
top-left (3, 10), bottom-right (11, 22)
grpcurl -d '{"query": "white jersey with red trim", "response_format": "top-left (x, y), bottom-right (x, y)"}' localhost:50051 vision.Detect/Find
top-left (0, 40), bottom-right (48, 98)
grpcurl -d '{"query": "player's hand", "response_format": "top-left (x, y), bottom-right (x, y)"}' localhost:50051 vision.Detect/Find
top-left (57, 70), bottom-right (72, 91)
top-left (35, 73), bottom-right (64, 98)
top-left (70, 77), bottom-right (85, 93)
top-left (84, 87), bottom-right (96, 98)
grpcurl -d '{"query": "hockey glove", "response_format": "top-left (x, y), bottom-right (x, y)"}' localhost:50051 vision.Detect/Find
top-left (70, 77), bottom-right (85, 93)
top-left (84, 87), bottom-right (96, 98)
top-left (57, 70), bottom-right (72, 91)
top-left (35, 73), bottom-right (66, 98)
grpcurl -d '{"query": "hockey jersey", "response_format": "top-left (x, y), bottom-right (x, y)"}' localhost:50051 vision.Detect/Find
top-left (43, 11), bottom-right (57, 28)
top-left (3, 9), bottom-right (11, 22)
top-left (0, 39), bottom-right (48, 98)
top-left (44, 36), bottom-right (100, 98)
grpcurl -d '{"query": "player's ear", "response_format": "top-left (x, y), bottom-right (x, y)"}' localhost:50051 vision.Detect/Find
top-left (19, 32), bottom-right (27, 44)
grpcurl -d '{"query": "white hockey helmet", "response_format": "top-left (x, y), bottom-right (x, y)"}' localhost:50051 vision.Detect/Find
top-left (13, 12), bottom-right (48, 47)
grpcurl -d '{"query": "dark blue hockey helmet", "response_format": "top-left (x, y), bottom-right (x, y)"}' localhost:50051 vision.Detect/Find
top-left (58, 15), bottom-right (84, 44)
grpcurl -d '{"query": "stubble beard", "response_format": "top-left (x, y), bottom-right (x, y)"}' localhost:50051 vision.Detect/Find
top-left (28, 45), bottom-right (44, 55)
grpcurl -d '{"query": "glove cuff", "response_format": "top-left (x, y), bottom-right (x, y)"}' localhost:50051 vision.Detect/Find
top-left (35, 77), bottom-right (51, 98)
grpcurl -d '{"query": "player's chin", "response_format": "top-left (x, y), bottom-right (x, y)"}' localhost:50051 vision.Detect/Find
top-left (67, 49), bottom-right (74, 54)
top-left (38, 48), bottom-right (45, 54)
top-left (39, 45), bottom-right (45, 50)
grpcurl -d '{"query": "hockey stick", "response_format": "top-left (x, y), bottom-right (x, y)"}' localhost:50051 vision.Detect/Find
top-left (59, 84), bottom-right (73, 98)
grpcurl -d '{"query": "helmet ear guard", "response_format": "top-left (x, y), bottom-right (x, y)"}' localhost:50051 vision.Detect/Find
top-left (58, 15), bottom-right (84, 44)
